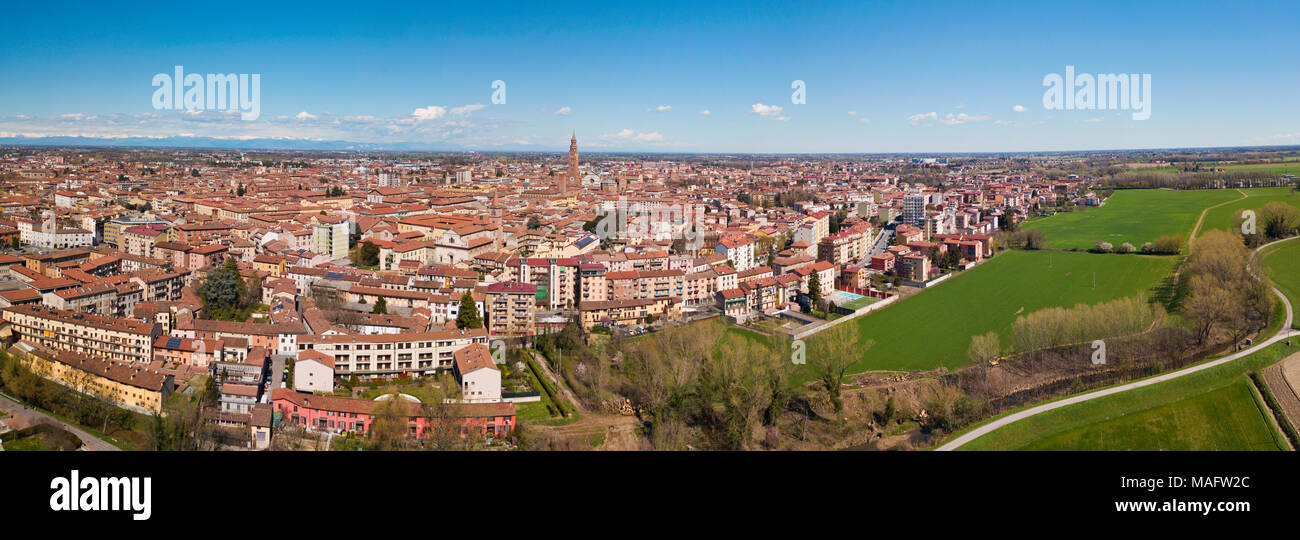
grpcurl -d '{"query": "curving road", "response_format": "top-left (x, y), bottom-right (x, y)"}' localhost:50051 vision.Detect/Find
top-left (937, 236), bottom-right (1300, 451)
top-left (0, 393), bottom-right (123, 451)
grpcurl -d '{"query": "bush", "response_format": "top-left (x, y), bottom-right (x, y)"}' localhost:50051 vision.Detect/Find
top-left (1119, 242), bottom-right (1135, 253)
top-left (1140, 242), bottom-right (1156, 254)
top-left (1093, 241), bottom-right (1113, 253)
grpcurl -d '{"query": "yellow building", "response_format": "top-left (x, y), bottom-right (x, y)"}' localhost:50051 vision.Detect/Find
top-left (3, 304), bottom-right (161, 365)
top-left (10, 341), bottom-right (173, 414)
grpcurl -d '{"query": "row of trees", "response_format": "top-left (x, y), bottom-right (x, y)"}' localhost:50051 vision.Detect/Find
top-left (1004, 296), bottom-right (1166, 354)
top-left (1092, 234), bottom-right (1183, 255)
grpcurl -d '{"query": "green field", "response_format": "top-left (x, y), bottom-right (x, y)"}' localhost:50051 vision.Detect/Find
top-left (1218, 163), bottom-right (1300, 176)
top-left (1023, 189), bottom-right (1242, 250)
top-left (958, 236), bottom-right (1300, 451)
top-left (1197, 187), bottom-right (1300, 238)
top-left (1015, 379), bottom-right (1280, 451)
top-left (811, 250), bottom-right (1176, 373)
top-left (1262, 239), bottom-right (1300, 327)
top-left (961, 341), bottom-right (1299, 451)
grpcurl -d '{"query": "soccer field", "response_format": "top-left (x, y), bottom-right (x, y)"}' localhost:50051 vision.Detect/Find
top-left (816, 250), bottom-right (1176, 374)
top-left (1023, 189), bottom-right (1242, 251)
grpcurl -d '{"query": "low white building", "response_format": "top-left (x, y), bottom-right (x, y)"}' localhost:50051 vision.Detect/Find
top-left (452, 343), bottom-right (501, 403)
top-left (294, 350), bottom-right (335, 393)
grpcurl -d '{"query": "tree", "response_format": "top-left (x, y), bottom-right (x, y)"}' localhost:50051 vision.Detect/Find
top-left (372, 296), bottom-right (388, 315)
top-left (353, 241), bottom-right (380, 267)
top-left (9, 236), bottom-right (19, 250)
top-left (455, 292), bottom-right (482, 329)
top-left (236, 183), bottom-right (246, 196)
top-left (1153, 234), bottom-right (1183, 254)
top-left (807, 272), bottom-right (822, 306)
top-left (1257, 201), bottom-right (1300, 239)
top-left (199, 257), bottom-right (244, 317)
top-left (806, 324), bottom-right (871, 414)
top-left (967, 331), bottom-right (1001, 364)
top-left (527, 216), bottom-right (543, 230)
top-left (369, 394), bottom-right (410, 450)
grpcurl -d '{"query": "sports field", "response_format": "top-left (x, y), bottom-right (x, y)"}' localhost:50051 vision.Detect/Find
top-left (812, 250), bottom-right (1176, 374)
top-left (960, 341), bottom-right (1299, 451)
top-left (1023, 189), bottom-right (1242, 251)
top-left (1197, 187), bottom-right (1300, 238)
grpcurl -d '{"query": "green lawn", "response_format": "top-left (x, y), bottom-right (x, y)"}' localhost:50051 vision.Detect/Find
top-left (810, 250), bottom-right (1175, 373)
top-left (961, 341), bottom-right (1300, 451)
top-left (1023, 189), bottom-right (1242, 250)
top-left (3, 436), bottom-right (53, 451)
top-left (1197, 187), bottom-right (1300, 238)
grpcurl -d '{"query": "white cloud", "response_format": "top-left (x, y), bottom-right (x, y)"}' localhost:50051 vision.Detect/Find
top-left (909, 111), bottom-right (990, 126)
top-left (1012, 105), bottom-right (1027, 113)
top-left (451, 104), bottom-right (487, 116)
top-left (647, 105), bottom-right (672, 113)
top-left (294, 111), bottom-right (318, 121)
top-left (412, 106), bottom-right (446, 121)
top-left (603, 128), bottom-right (665, 142)
top-left (908, 112), bottom-right (938, 125)
top-left (553, 106), bottom-right (571, 116)
top-left (775, 117), bottom-right (790, 121)
top-left (939, 113), bottom-right (989, 125)
top-left (954, 103), bottom-right (966, 109)
top-left (750, 103), bottom-right (784, 117)
top-left (858, 117), bottom-right (871, 124)
top-left (847, 111), bottom-right (858, 116)
top-left (699, 109), bottom-right (711, 116)
top-left (1084, 117), bottom-right (1104, 123)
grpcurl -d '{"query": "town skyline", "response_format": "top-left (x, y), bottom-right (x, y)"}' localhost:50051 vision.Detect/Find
top-left (2, 1), bottom-right (1298, 153)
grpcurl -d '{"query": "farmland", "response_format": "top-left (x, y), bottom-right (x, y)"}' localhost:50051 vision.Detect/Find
top-left (1262, 239), bottom-right (1300, 328)
top-left (809, 250), bottom-right (1176, 374)
top-left (1197, 187), bottom-right (1300, 238)
top-left (959, 341), bottom-right (1299, 451)
top-left (1023, 189), bottom-right (1242, 250)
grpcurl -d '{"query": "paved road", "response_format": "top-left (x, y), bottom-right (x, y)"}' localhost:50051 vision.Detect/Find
top-left (0, 393), bottom-right (123, 451)
top-left (937, 236), bottom-right (1300, 451)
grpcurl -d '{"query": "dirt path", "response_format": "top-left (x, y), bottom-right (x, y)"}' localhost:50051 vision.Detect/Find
top-left (529, 350), bottom-right (587, 414)
top-left (1263, 352), bottom-right (1300, 435)
top-left (1188, 188), bottom-right (1247, 246)
top-left (533, 413), bottom-right (642, 450)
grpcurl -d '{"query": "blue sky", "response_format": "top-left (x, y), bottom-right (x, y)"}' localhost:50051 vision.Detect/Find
top-left (1, 0), bottom-right (1297, 152)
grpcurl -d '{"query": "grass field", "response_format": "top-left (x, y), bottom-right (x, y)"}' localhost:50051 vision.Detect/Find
top-left (1197, 187), bottom-right (1300, 238)
top-left (1023, 189), bottom-right (1242, 250)
top-left (1015, 379), bottom-right (1281, 451)
top-left (808, 250), bottom-right (1175, 374)
top-left (1262, 239), bottom-right (1300, 327)
top-left (960, 340), bottom-right (1300, 451)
